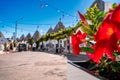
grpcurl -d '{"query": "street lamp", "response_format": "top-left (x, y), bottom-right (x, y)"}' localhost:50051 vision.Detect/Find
top-left (15, 17), bottom-right (23, 40)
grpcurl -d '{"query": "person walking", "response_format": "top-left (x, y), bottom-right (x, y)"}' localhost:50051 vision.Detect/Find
top-left (67, 40), bottom-right (70, 54)
top-left (28, 44), bottom-right (31, 51)
top-left (32, 42), bottom-right (36, 51)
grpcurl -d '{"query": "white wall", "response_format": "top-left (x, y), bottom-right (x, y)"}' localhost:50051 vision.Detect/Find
top-left (104, 2), bottom-right (112, 12)
top-left (0, 44), bottom-right (4, 51)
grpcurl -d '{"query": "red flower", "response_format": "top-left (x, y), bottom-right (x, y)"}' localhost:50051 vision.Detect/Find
top-left (111, 4), bottom-right (120, 25)
top-left (78, 11), bottom-right (86, 22)
top-left (92, 4), bottom-right (120, 64)
top-left (78, 11), bottom-right (89, 27)
top-left (71, 34), bottom-right (81, 55)
top-left (71, 30), bottom-right (86, 56)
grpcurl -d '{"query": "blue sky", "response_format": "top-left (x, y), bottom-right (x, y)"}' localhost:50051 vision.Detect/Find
top-left (0, 0), bottom-right (120, 38)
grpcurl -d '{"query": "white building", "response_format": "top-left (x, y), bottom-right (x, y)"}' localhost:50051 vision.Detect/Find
top-left (104, 2), bottom-right (112, 12)
top-left (44, 21), bottom-right (68, 53)
top-left (91, 0), bottom-right (112, 12)
top-left (0, 32), bottom-right (8, 53)
top-left (0, 37), bottom-right (8, 44)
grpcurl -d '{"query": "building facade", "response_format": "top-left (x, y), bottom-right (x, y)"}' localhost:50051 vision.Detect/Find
top-left (91, 0), bottom-right (112, 12)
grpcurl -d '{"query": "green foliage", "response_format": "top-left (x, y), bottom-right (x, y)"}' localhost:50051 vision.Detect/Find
top-left (27, 39), bottom-right (34, 45)
top-left (113, 52), bottom-right (119, 57)
top-left (80, 3), bottom-right (106, 55)
top-left (81, 47), bottom-right (94, 53)
top-left (37, 22), bottom-right (81, 42)
top-left (81, 25), bottom-right (94, 36)
top-left (36, 40), bottom-right (39, 49)
top-left (13, 40), bottom-right (17, 47)
top-left (84, 4), bottom-right (105, 35)
top-left (112, 3), bottom-right (117, 8)
top-left (98, 60), bottom-right (120, 79)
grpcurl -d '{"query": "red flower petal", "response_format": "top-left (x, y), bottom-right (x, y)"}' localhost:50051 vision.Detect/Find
top-left (92, 41), bottom-right (106, 64)
top-left (93, 5), bottom-right (120, 63)
top-left (71, 30), bottom-right (86, 56)
top-left (71, 34), bottom-right (81, 56)
top-left (76, 31), bottom-right (87, 42)
top-left (94, 13), bottom-right (115, 42)
top-left (78, 11), bottom-right (86, 22)
top-left (111, 4), bottom-right (120, 25)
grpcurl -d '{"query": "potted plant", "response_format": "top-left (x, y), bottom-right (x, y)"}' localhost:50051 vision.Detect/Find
top-left (71, 3), bottom-right (120, 80)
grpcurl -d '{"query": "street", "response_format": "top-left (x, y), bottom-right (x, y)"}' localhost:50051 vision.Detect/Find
top-left (0, 51), bottom-right (67, 80)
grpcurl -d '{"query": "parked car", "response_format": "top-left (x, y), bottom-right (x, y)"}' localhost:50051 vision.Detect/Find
top-left (18, 43), bottom-right (27, 52)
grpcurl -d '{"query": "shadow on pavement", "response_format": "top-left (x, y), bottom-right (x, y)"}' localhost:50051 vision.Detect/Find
top-left (66, 54), bottom-right (89, 62)
top-left (30, 51), bottom-right (89, 62)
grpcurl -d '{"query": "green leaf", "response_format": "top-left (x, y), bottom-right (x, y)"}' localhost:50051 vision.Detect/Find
top-left (81, 47), bottom-right (94, 53)
top-left (112, 3), bottom-right (117, 8)
top-left (113, 52), bottom-right (119, 57)
top-left (81, 26), bottom-right (94, 36)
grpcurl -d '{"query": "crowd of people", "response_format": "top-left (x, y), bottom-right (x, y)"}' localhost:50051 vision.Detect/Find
top-left (0, 40), bottom-right (71, 55)
top-left (25, 41), bottom-right (71, 54)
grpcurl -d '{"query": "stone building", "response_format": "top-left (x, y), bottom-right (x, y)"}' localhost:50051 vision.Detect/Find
top-left (32, 30), bottom-right (41, 42)
top-left (47, 27), bottom-right (54, 34)
top-left (0, 32), bottom-right (9, 52)
top-left (54, 21), bottom-right (65, 33)
top-left (0, 31), bottom-right (5, 38)
top-left (104, 2), bottom-right (112, 12)
top-left (44, 21), bottom-right (67, 53)
top-left (25, 33), bottom-right (32, 41)
top-left (91, 0), bottom-right (105, 11)
top-left (19, 34), bottom-right (25, 42)
top-left (91, 0), bottom-right (112, 12)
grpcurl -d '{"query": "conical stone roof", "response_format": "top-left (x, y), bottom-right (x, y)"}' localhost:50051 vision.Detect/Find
top-left (47, 27), bottom-right (54, 34)
top-left (32, 30), bottom-right (41, 41)
top-left (25, 33), bottom-right (32, 41)
top-left (0, 31), bottom-right (5, 38)
top-left (54, 21), bottom-right (65, 33)
top-left (20, 34), bottom-right (25, 41)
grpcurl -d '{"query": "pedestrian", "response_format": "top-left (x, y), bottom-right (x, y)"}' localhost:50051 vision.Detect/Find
top-left (67, 40), bottom-right (70, 54)
top-left (32, 42), bottom-right (36, 51)
top-left (28, 44), bottom-right (31, 51)
top-left (10, 43), bottom-right (13, 50)
top-left (56, 44), bottom-right (58, 53)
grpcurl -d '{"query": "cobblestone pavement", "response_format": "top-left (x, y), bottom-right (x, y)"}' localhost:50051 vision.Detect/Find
top-left (0, 51), bottom-right (67, 80)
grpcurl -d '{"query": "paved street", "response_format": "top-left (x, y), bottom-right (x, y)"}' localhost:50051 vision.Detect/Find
top-left (0, 51), bottom-right (101, 80)
top-left (0, 51), bottom-right (67, 80)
